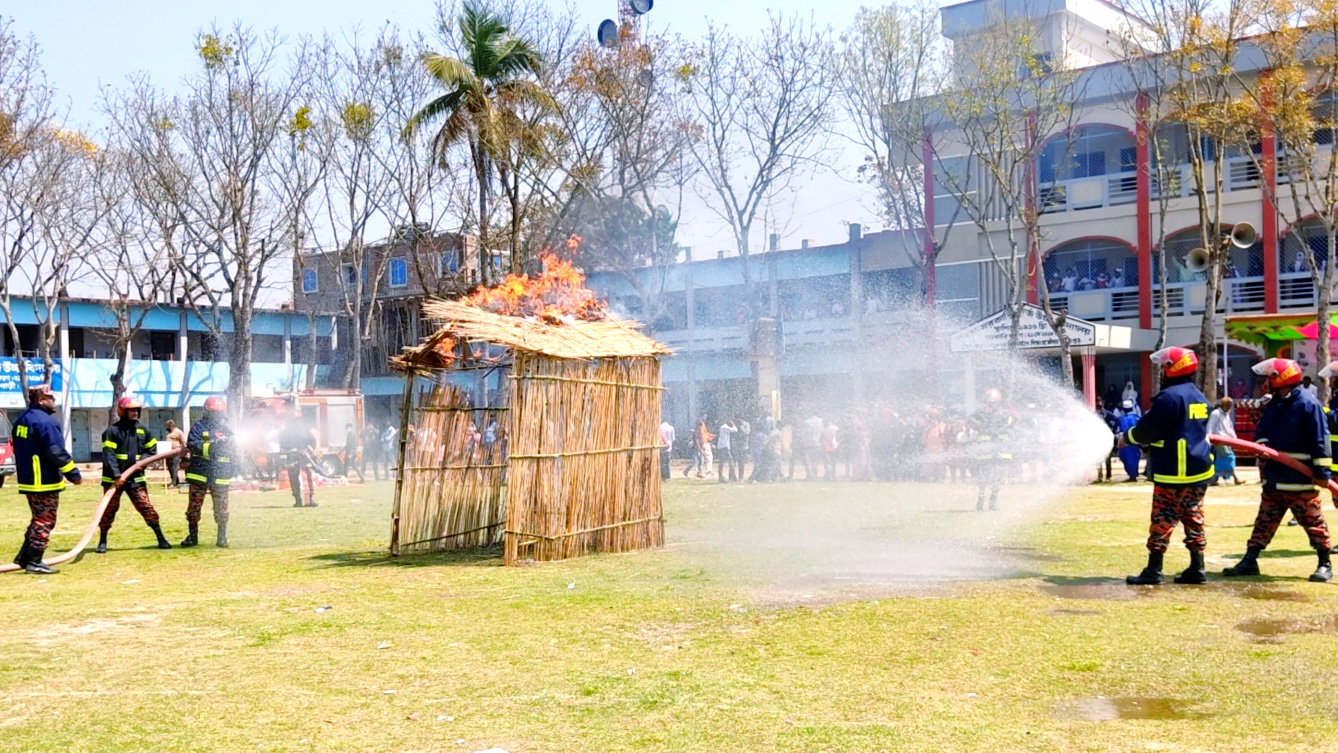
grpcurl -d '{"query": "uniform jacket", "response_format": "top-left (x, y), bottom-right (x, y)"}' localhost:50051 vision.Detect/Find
top-left (186, 414), bottom-right (233, 486)
top-left (13, 406), bottom-right (81, 493)
top-left (1123, 376), bottom-right (1212, 486)
top-left (1255, 388), bottom-right (1332, 491)
top-left (1325, 406), bottom-right (1338, 472)
top-left (968, 407), bottom-right (1014, 460)
top-left (101, 418), bottom-right (158, 486)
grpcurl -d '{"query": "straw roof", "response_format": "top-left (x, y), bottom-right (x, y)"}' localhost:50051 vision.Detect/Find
top-left (395, 299), bottom-right (672, 369)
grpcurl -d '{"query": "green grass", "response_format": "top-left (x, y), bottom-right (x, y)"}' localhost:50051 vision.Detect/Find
top-left (2, 473), bottom-right (1338, 752)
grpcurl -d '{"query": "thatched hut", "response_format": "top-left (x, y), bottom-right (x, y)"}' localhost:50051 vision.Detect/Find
top-left (390, 299), bottom-right (671, 565)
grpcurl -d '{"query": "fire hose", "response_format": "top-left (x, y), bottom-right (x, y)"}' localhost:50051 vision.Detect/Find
top-left (1209, 434), bottom-right (1338, 496)
top-left (1, 448), bottom-right (185, 574)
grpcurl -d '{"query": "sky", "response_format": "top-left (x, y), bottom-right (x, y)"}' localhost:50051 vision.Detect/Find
top-left (10, 0), bottom-right (884, 265)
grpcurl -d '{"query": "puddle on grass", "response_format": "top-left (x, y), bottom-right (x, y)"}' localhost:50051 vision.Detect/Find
top-left (1235, 615), bottom-right (1338, 643)
top-left (1040, 580), bottom-right (1154, 601)
top-left (995, 546), bottom-right (1066, 563)
top-left (1213, 583), bottom-right (1310, 602)
top-left (1058, 696), bottom-right (1213, 721)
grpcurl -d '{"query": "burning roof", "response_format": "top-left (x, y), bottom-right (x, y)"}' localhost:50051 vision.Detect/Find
top-left (393, 248), bottom-right (670, 370)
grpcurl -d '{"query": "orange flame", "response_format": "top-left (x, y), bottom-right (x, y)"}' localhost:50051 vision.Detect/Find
top-left (463, 239), bottom-right (606, 324)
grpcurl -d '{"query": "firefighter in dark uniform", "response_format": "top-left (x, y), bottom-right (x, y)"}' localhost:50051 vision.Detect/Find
top-left (97, 396), bottom-right (171, 553)
top-left (11, 385), bottom-right (82, 574)
top-left (1122, 346), bottom-right (1214, 585)
top-left (183, 396), bottom-right (233, 548)
top-left (1317, 359), bottom-right (1338, 553)
top-left (968, 387), bottom-right (1013, 511)
top-left (1224, 357), bottom-right (1333, 582)
top-left (282, 412), bottom-right (319, 508)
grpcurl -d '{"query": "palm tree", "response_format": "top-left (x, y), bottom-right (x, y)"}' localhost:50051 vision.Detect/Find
top-left (405, 1), bottom-right (550, 286)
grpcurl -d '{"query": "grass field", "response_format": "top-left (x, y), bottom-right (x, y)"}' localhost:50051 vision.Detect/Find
top-left (2, 470), bottom-right (1338, 752)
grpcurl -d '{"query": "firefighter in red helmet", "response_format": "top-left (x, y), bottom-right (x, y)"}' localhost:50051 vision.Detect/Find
top-left (97, 396), bottom-right (171, 553)
top-left (967, 386), bottom-right (1012, 511)
top-left (1121, 346), bottom-right (1213, 585)
top-left (182, 396), bottom-right (233, 547)
top-left (1223, 357), bottom-right (1332, 582)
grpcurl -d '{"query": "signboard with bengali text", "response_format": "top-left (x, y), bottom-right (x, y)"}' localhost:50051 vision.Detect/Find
top-left (950, 304), bottom-right (1097, 353)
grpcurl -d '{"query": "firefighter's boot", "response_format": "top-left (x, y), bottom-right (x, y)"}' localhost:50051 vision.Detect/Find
top-left (1173, 550), bottom-right (1207, 584)
top-left (1310, 548), bottom-right (1333, 583)
top-left (150, 523), bottom-right (172, 549)
top-left (180, 524), bottom-right (198, 548)
top-left (95, 531), bottom-right (108, 554)
top-left (1223, 548), bottom-right (1262, 576)
top-left (216, 521), bottom-right (228, 549)
top-left (1126, 551), bottom-right (1164, 585)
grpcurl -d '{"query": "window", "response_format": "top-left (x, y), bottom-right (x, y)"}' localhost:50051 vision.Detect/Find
top-left (342, 263), bottom-right (357, 287)
top-left (301, 268), bottom-right (318, 293)
top-left (1119, 147), bottom-right (1137, 173)
top-left (440, 250), bottom-right (460, 276)
top-left (389, 258), bottom-right (408, 288)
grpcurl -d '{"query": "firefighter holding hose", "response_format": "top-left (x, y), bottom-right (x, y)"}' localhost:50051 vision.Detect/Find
top-left (182, 396), bottom-right (233, 548)
top-left (1122, 347), bottom-right (1213, 585)
top-left (96, 396), bottom-right (172, 553)
top-left (11, 385), bottom-right (82, 575)
top-left (1223, 357), bottom-right (1332, 582)
top-left (969, 387), bottom-right (1013, 511)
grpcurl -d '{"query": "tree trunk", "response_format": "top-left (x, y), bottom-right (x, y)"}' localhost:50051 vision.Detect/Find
top-left (475, 144), bottom-right (491, 288)
top-left (229, 310), bottom-right (252, 422)
top-left (1319, 229), bottom-right (1335, 406)
top-left (347, 266), bottom-right (363, 392)
top-left (306, 310), bottom-right (317, 390)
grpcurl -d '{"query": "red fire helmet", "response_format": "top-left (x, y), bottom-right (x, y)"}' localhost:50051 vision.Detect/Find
top-left (984, 387), bottom-right (1003, 404)
top-left (1150, 346), bottom-right (1198, 378)
top-left (204, 396), bottom-right (227, 412)
top-left (1253, 357), bottom-right (1304, 388)
top-left (117, 396), bottom-right (143, 416)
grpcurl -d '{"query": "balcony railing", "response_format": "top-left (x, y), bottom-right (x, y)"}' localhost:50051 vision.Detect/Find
top-left (1046, 276), bottom-right (1267, 322)
top-left (1279, 271), bottom-right (1317, 308)
top-left (1038, 172), bottom-right (1139, 213)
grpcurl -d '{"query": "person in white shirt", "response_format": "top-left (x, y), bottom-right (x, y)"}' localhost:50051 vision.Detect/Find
top-left (716, 420), bottom-right (738, 482)
top-left (1299, 375), bottom-right (1319, 401)
top-left (659, 420), bottom-right (676, 481)
top-left (1206, 397), bottom-right (1241, 485)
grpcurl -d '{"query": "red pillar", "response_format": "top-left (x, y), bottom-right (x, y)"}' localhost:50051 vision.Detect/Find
top-left (1081, 352), bottom-right (1097, 409)
top-left (1136, 93), bottom-right (1153, 330)
top-left (1262, 72), bottom-right (1280, 313)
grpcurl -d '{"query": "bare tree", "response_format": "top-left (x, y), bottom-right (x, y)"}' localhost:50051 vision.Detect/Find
top-left (0, 18), bottom-right (61, 395)
top-left (109, 25), bottom-right (312, 414)
top-left (933, 5), bottom-right (1087, 384)
top-left (681, 15), bottom-right (836, 297)
top-left (836, 0), bottom-right (957, 304)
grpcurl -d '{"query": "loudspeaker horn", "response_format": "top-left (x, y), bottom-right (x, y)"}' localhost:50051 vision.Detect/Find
top-left (1186, 247), bottom-right (1211, 273)
top-left (630, 0), bottom-right (654, 14)
top-left (1228, 222), bottom-right (1257, 249)
top-left (597, 19), bottom-right (619, 48)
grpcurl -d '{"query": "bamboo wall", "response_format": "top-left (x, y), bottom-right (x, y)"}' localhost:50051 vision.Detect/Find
top-left (390, 378), bottom-right (509, 554)
top-left (503, 354), bottom-right (665, 565)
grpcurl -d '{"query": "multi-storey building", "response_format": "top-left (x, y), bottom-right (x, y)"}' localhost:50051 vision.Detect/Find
top-left (587, 0), bottom-right (1336, 425)
top-left (1, 297), bottom-right (332, 461)
top-left (293, 227), bottom-right (496, 421)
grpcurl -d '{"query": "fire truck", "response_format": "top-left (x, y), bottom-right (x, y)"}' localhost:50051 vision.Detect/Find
top-left (245, 390), bottom-right (364, 478)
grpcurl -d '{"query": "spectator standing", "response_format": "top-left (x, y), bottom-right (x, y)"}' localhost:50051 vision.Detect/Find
top-left (716, 419), bottom-right (738, 482)
top-left (343, 423), bottom-right (364, 482)
top-left (821, 420), bottom-right (840, 480)
top-left (165, 419), bottom-right (186, 487)
top-left (382, 425), bottom-right (399, 477)
top-left (361, 421), bottom-right (383, 480)
top-left (1300, 375), bottom-right (1319, 401)
top-left (659, 419), bottom-right (676, 481)
top-left (1207, 397), bottom-right (1242, 485)
top-left (735, 418), bottom-right (750, 481)
top-left (1116, 402), bottom-right (1142, 481)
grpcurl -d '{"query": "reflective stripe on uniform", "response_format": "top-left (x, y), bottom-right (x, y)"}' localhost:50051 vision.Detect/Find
top-left (59, 461), bottom-right (75, 473)
top-left (102, 440), bottom-right (117, 449)
top-left (202, 442), bottom-right (211, 460)
top-left (1282, 451), bottom-right (1313, 459)
top-left (1275, 482), bottom-right (1318, 491)
top-left (1152, 468), bottom-right (1214, 484)
top-left (185, 473), bottom-right (208, 483)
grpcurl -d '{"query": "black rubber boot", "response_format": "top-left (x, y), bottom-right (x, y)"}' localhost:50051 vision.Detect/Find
top-left (180, 524), bottom-right (199, 548)
top-left (24, 553), bottom-right (57, 575)
top-left (988, 490), bottom-right (999, 511)
top-left (1174, 550), bottom-right (1207, 584)
top-left (1223, 548), bottom-right (1262, 576)
top-left (1126, 551), bottom-right (1165, 584)
top-left (216, 521), bottom-right (228, 548)
top-left (95, 531), bottom-right (108, 554)
top-left (1310, 548), bottom-right (1333, 583)
top-left (13, 542), bottom-right (30, 567)
top-left (151, 524), bottom-right (172, 550)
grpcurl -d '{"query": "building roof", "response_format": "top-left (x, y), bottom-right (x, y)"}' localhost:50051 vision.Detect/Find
top-left (395, 300), bottom-right (672, 370)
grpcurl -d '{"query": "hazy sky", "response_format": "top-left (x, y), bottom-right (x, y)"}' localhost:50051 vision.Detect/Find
top-left (10, 0), bottom-right (885, 260)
